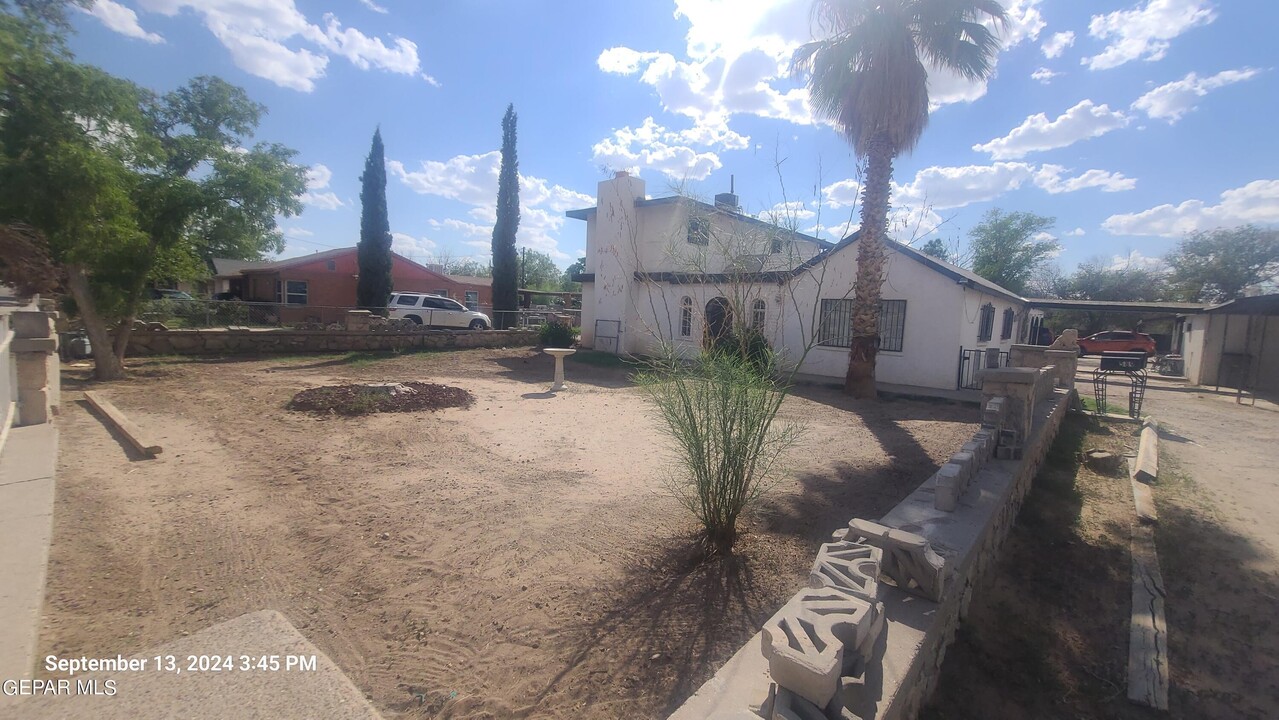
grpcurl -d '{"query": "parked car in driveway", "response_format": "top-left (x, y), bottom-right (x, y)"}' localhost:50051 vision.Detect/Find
top-left (387, 292), bottom-right (490, 329)
top-left (148, 288), bottom-right (193, 300)
top-left (1076, 330), bottom-right (1156, 356)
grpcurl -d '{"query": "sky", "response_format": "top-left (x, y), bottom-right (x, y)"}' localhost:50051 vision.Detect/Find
top-left (68, 0), bottom-right (1279, 275)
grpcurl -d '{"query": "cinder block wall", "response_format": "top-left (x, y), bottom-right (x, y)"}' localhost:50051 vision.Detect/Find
top-left (124, 327), bottom-right (541, 356)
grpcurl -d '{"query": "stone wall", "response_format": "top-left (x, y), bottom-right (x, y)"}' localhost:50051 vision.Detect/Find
top-left (125, 327), bottom-right (540, 356)
top-left (1009, 344), bottom-right (1077, 389)
top-left (8, 307), bottom-right (60, 428)
top-left (669, 383), bottom-right (1074, 720)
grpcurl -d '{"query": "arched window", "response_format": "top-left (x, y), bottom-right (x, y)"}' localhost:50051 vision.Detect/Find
top-left (680, 296), bottom-right (693, 337)
top-left (752, 298), bottom-right (766, 330)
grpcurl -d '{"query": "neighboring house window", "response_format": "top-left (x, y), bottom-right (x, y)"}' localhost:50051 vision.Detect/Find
top-left (818, 299), bottom-right (906, 351)
top-left (688, 215), bottom-right (710, 245)
top-left (326, 260), bottom-right (336, 271)
top-left (435, 288), bottom-right (449, 297)
top-left (1001, 308), bottom-right (1015, 340)
top-left (680, 296), bottom-right (693, 337)
top-left (880, 299), bottom-right (906, 352)
top-left (275, 280), bottom-right (308, 305)
top-left (978, 303), bottom-right (995, 342)
top-left (752, 298), bottom-right (766, 330)
top-left (770, 237), bottom-right (785, 254)
top-left (464, 290), bottom-right (479, 310)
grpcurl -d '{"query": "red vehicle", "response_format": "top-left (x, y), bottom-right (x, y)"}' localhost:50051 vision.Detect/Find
top-left (1076, 330), bottom-right (1157, 356)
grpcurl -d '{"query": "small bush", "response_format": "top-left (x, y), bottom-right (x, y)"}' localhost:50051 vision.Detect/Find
top-left (708, 326), bottom-right (775, 377)
top-left (636, 351), bottom-right (801, 555)
top-left (539, 321), bottom-right (577, 347)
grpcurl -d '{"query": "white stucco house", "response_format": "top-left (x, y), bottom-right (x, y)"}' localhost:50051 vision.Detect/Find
top-left (567, 172), bottom-right (1035, 393)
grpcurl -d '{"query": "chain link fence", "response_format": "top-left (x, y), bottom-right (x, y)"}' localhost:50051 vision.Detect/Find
top-left (136, 299), bottom-right (582, 331)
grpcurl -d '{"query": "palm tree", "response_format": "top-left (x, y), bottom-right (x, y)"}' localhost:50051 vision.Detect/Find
top-left (792, 0), bottom-right (1006, 398)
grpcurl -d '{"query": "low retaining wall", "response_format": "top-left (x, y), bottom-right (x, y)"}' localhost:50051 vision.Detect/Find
top-left (125, 327), bottom-right (540, 356)
top-left (669, 385), bottom-right (1074, 720)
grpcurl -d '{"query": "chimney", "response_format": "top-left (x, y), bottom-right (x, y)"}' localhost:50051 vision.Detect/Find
top-left (714, 174), bottom-right (740, 212)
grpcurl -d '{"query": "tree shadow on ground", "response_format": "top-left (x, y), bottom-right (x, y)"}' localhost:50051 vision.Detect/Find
top-left (488, 349), bottom-right (637, 390)
top-left (764, 384), bottom-right (979, 545)
top-left (522, 535), bottom-right (774, 718)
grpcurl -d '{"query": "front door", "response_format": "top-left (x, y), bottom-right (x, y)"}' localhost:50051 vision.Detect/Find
top-left (705, 297), bottom-right (732, 346)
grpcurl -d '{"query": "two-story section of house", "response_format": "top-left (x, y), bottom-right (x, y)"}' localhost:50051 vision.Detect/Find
top-left (566, 172), bottom-right (1032, 393)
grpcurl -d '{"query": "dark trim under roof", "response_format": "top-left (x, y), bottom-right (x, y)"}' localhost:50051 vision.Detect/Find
top-left (1205, 293), bottom-right (1279, 315)
top-left (1025, 298), bottom-right (1211, 313)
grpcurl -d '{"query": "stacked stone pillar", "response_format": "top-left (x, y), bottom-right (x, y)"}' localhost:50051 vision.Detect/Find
top-left (12, 310), bottom-right (59, 427)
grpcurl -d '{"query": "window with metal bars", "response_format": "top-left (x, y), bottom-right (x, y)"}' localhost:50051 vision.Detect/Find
top-left (1001, 307), bottom-right (1015, 340)
top-left (687, 215), bottom-right (710, 245)
top-left (680, 296), bottom-right (692, 337)
top-left (978, 303), bottom-right (995, 342)
top-left (817, 299), bottom-right (906, 352)
top-left (752, 298), bottom-right (766, 330)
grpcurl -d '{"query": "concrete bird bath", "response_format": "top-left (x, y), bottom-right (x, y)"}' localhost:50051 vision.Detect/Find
top-left (543, 348), bottom-right (576, 392)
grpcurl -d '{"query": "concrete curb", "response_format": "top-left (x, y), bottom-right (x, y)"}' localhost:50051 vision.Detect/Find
top-left (0, 423), bottom-right (58, 682)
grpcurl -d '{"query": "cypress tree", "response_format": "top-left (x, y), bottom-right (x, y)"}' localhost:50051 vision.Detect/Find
top-left (491, 104), bottom-right (520, 329)
top-left (357, 127), bottom-right (393, 315)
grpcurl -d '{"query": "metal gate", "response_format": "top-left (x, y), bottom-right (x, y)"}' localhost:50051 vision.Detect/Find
top-left (957, 347), bottom-right (1009, 390)
top-left (594, 319), bottom-right (621, 355)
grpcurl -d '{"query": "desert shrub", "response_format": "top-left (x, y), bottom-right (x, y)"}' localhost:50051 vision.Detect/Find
top-left (707, 326), bottom-right (775, 377)
top-left (538, 320), bottom-right (577, 347)
top-left (636, 351), bottom-right (801, 555)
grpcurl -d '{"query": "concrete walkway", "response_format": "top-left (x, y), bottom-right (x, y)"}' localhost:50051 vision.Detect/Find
top-left (0, 422), bottom-right (58, 681)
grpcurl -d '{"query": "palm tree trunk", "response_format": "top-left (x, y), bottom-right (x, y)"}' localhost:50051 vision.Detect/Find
top-left (844, 135), bottom-right (893, 398)
top-left (66, 263), bottom-right (127, 381)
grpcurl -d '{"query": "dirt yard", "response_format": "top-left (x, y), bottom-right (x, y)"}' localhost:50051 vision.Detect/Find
top-left (42, 347), bottom-right (978, 719)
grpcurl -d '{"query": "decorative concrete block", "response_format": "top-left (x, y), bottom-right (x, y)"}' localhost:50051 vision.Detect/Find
top-left (949, 452), bottom-right (975, 483)
top-left (981, 396), bottom-right (1007, 428)
top-left (809, 541), bottom-right (882, 602)
top-left (848, 518), bottom-right (947, 603)
top-left (961, 441), bottom-right (984, 461)
top-left (933, 464), bottom-right (964, 512)
top-left (12, 311), bottom-right (55, 338)
top-left (769, 686), bottom-right (827, 720)
top-left (761, 586), bottom-right (879, 709)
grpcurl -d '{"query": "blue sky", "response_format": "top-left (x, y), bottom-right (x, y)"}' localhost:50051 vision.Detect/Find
top-left (70, 0), bottom-right (1278, 274)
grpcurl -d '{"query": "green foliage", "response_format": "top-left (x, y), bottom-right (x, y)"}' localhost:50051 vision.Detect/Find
top-left (920, 237), bottom-right (950, 263)
top-left (1167, 225), bottom-right (1279, 302)
top-left (708, 326), bottom-right (776, 378)
top-left (968, 209), bottom-right (1058, 295)
top-left (439, 258), bottom-right (491, 277)
top-left (491, 104), bottom-right (520, 328)
top-left (519, 248), bottom-right (561, 290)
top-left (636, 351), bottom-right (801, 555)
top-left (561, 257), bottom-right (585, 291)
top-left (0, 9), bottom-right (305, 377)
top-left (537, 320), bottom-right (577, 347)
top-left (1038, 258), bottom-right (1172, 335)
top-left (357, 128), bottom-right (393, 314)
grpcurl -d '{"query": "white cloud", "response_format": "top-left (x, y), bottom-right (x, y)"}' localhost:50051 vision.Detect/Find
top-left (1034, 165), bottom-right (1136, 194)
top-left (973, 100), bottom-right (1131, 160)
top-left (591, 117), bottom-right (747, 181)
top-left (283, 226), bottom-right (313, 238)
top-left (86, 0), bottom-right (164, 43)
top-left (758, 201), bottom-right (816, 225)
top-left (357, 0), bottom-right (388, 14)
top-left (421, 73), bottom-right (441, 87)
top-left (1041, 31), bottom-right (1074, 59)
top-left (1083, 0), bottom-right (1217, 71)
top-left (826, 162), bottom-right (1134, 212)
top-left (1109, 250), bottom-right (1168, 271)
top-left (1030, 67), bottom-right (1060, 84)
top-left (134, 1), bottom-right (428, 92)
top-left (390, 232), bottom-right (437, 259)
top-left (1065, 227), bottom-right (1086, 236)
top-left (1104, 180), bottom-right (1279, 236)
top-left (300, 163), bottom-right (345, 209)
top-left (1132, 67), bottom-right (1262, 123)
top-left (390, 152), bottom-right (589, 261)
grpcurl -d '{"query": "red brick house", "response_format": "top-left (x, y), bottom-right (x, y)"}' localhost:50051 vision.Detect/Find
top-left (228, 247), bottom-right (492, 323)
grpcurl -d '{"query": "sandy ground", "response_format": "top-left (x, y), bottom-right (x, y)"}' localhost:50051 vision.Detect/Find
top-left (41, 347), bottom-right (977, 719)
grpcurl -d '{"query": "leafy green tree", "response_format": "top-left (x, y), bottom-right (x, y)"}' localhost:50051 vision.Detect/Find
top-left (1043, 258), bottom-right (1171, 335)
top-left (560, 257), bottom-right (585, 291)
top-left (357, 127), bottom-right (393, 314)
top-left (920, 237), bottom-right (950, 263)
top-left (1166, 225), bottom-right (1279, 302)
top-left (518, 248), bottom-right (560, 291)
top-left (792, 0), bottom-right (1007, 398)
top-left (490, 104), bottom-right (520, 328)
top-left (0, 9), bottom-right (304, 379)
top-left (968, 209), bottom-right (1058, 295)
